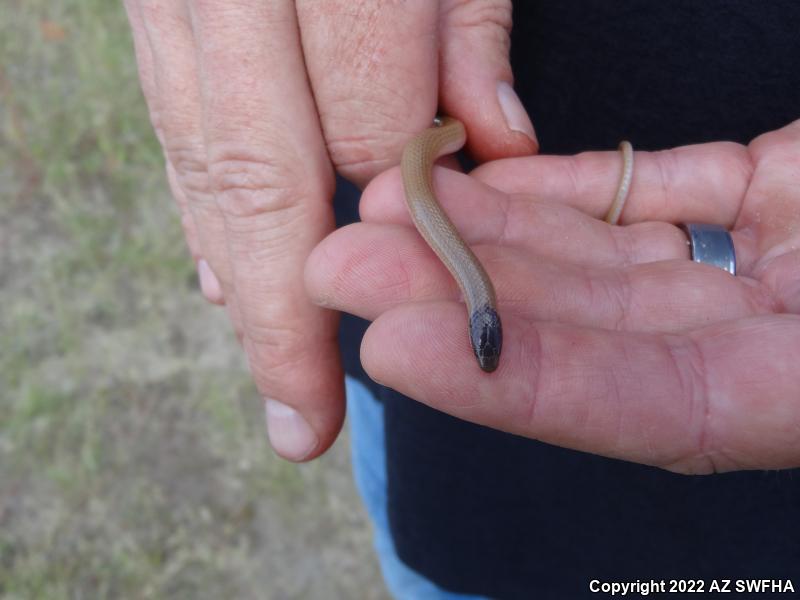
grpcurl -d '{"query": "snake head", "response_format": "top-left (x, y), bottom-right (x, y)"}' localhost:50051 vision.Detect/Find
top-left (469, 305), bottom-right (503, 373)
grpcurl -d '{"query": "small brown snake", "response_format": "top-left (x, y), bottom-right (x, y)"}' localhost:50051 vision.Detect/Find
top-left (401, 117), bottom-right (633, 372)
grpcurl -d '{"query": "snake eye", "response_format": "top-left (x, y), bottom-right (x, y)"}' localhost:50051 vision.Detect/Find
top-left (469, 305), bottom-right (503, 373)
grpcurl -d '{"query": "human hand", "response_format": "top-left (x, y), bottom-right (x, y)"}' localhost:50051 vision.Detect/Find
top-left (306, 119), bottom-right (800, 473)
top-left (123, 0), bottom-right (536, 461)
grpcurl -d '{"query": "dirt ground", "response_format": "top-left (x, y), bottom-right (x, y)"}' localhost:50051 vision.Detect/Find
top-left (0, 2), bottom-right (388, 598)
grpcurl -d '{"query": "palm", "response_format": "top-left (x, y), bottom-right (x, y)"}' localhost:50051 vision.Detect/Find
top-left (306, 120), bottom-right (800, 473)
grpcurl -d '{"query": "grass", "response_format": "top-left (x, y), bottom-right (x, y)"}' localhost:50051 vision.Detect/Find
top-left (0, 2), bottom-right (385, 598)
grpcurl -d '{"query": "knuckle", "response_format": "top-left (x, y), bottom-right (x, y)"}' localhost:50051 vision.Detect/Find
top-left (207, 152), bottom-right (312, 220)
top-left (166, 136), bottom-right (211, 197)
top-left (444, 0), bottom-right (512, 32)
top-left (327, 129), bottom-right (395, 174)
top-left (321, 105), bottom-right (413, 185)
top-left (243, 318), bottom-right (324, 384)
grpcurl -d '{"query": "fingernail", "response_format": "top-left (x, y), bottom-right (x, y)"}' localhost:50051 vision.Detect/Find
top-left (497, 81), bottom-right (537, 144)
top-left (265, 399), bottom-right (319, 461)
top-left (197, 259), bottom-right (222, 303)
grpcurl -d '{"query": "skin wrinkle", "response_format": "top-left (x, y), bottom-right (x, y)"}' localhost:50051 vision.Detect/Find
top-left (753, 219), bottom-right (800, 265)
top-left (321, 109), bottom-right (416, 144)
top-left (389, 309), bottom-right (463, 409)
top-left (320, 95), bottom-right (423, 178)
top-left (617, 338), bottom-right (662, 462)
top-left (306, 235), bottom-right (347, 309)
top-left (651, 149), bottom-right (677, 219)
top-left (610, 222), bottom-right (642, 267)
top-left (191, 1), bottom-right (297, 37)
top-left (664, 333), bottom-right (717, 473)
top-left (243, 315), bottom-right (311, 353)
top-left (491, 187), bottom-right (513, 249)
top-left (324, 232), bottom-right (369, 304)
top-left (563, 155), bottom-right (585, 212)
top-left (357, 239), bottom-right (416, 305)
top-left (331, 154), bottom-right (395, 177)
top-left (732, 148), bottom-right (763, 234)
top-left (743, 276), bottom-right (783, 315)
top-left (164, 143), bottom-right (213, 200)
top-left (618, 337), bottom-right (671, 466)
top-left (390, 242), bottom-right (418, 305)
top-left (723, 142), bottom-right (755, 208)
top-left (208, 159), bottom-right (318, 220)
top-left (761, 250), bottom-right (800, 312)
top-left (244, 338), bottom-right (341, 410)
top-left (605, 266), bottom-right (633, 331)
top-left (241, 308), bottom-right (337, 371)
top-left (439, 3), bottom-right (512, 71)
top-left (441, 0), bottom-right (512, 31)
top-left (621, 267), bottom-right (644, 330)
top-left (140, 0), bottom-right (191, 37)
top-left (241, 216), bottom-right (316, 266)
top-left (364, 227), bottom-right (427, 304)
top-left (203, 102), bottom-right (314, 147)
top-left (599, 350), bottom-right (628, 459)
top-left (520, 319), bottom-right (545, 434)
top-left (605, 218), bottom-right (629, 266)
top-left (323, 78), bottom-right (422, 122)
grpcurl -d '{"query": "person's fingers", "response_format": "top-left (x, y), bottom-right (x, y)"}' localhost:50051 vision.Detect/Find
top-left (123, 1), bottom-right (159, 133)
top-left (136, 1), bottom-right (240, 314)
top-left (362, 166), bottom-right (694, 266)
top-left (163, 161), bottom-right (213, 296)
top-left (740, 119), bottom-right (800, 311)
top-left (125, 1), bottom-right (207, 292)
top-left (295, 0), bottom-right (440, 187)
top-left (361, 303), bottom-right (800, 472)
top-left (471, 141), bottom-right (753, 225)
top-left (438, 0), bottom-right (538, 160)
top-left (188, 0), bottom-right (343, 461)
top-left (295, 0), bottom-right (536, 189)
top-left (307, 222), bottom-right (776, 332)
top-left (361, 166), bottom-right (773, 271)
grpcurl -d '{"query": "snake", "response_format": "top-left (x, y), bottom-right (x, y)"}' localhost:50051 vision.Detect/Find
top-left (401, 117), bottom-right (633, 373)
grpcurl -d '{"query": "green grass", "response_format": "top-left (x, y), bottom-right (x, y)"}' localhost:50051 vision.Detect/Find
top-left (0, 2), bottom-right (384, 598)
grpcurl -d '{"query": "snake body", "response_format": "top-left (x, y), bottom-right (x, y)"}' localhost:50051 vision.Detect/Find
top-left (401, 117), bottom-right (502, 373)
top-left (401, 117), bottom-right (632, 373)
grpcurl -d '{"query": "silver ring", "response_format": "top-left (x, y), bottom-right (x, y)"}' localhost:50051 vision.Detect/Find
top-left (680, 223), bottom-right (736, 275)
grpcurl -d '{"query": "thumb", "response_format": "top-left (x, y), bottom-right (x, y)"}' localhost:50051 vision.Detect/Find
top-left (439, 0), bottom-right (538, 161)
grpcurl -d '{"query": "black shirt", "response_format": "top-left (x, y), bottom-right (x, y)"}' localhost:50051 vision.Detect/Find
top-left (336, 2), bottom-right (800, 598)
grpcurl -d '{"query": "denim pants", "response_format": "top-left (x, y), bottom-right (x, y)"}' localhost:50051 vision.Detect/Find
top-left (346, 376), bottom-right (488, 600)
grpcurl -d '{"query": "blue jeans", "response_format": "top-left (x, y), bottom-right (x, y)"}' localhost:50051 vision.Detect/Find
top-left (346, 376), bottom-right (489, 600)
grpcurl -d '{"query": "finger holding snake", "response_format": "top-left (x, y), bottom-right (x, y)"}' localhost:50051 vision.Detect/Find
top-left (306, 119), bottom-right (800, 472)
